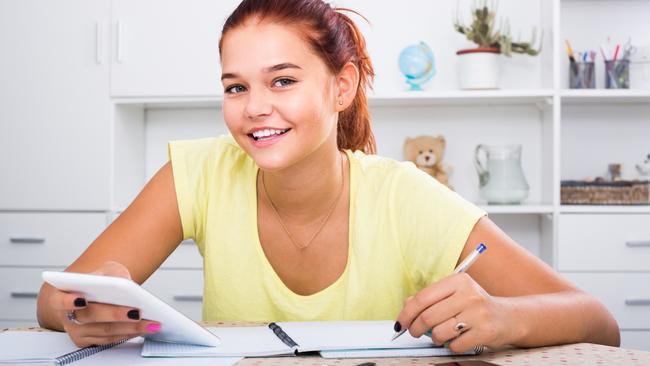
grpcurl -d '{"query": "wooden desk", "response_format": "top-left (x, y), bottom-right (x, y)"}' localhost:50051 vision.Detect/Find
top-left (4, 324), bottom-right (650, 366)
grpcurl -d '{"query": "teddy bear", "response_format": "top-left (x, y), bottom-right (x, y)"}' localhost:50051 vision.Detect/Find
top-left (404, 135), bottom-right (453, 190)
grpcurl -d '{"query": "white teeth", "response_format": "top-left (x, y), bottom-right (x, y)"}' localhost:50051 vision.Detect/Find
top-left (252, 128), bottom-right (287, 139)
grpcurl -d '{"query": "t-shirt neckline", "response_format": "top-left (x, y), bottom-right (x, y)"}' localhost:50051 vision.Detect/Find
top-left (249, 150), bottom-right (356, 300)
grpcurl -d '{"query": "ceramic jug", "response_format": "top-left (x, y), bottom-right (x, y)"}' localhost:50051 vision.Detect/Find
top-left (474, 144), bottom-right (529, 204)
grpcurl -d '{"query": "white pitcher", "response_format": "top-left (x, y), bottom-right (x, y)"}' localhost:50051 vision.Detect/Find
top-left (474, 144), bottom-right (529, 204)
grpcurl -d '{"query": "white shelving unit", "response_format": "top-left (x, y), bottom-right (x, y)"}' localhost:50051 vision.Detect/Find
top-left (2, 0), bottom-right (649, 350)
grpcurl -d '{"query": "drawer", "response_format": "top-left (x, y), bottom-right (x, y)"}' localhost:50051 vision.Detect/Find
top-left (142, 269), bottom-right (203, 321)
top-left (621, 330), bottom-right (650, 352)
top-left (558, 214), bottom-right (650, 271)
top-left (161, 239), bottom-right (203, 269)
top-left (0, 267), bottom-right (63, 320)
top-left (0, 212), bottom-right (106, 266)
top-left (563, 272), bottom-right (650, 330)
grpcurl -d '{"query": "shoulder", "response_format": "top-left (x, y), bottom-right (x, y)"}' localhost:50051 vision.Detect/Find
top-left (168, 134), bottom-right (254, 173)
top-left (348, 150), bottom-right (440, 192)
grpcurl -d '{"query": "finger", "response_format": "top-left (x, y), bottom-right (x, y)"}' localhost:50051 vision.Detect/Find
top-left (73, 334), bottom-right (134, 348)
top-left (92, 261), bottom-right (132, 279)
top-left (409, 292), bottom-right (465, 338)
top-left (49, 290), bottom-right (88, 311)
top-left (395, 276), bottom-right (459, 333)
top-left (74, 320), bottom-right (160, 339)
top-left (429, 316), bottom-right (465, 346)
top-left (447, 328), bottom-right (482, 354)
top-left (74, 303), bottom-right (141, 323)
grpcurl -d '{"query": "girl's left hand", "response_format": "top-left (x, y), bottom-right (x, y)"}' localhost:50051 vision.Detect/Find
top-left (395, 273), bottom-right (519, 353)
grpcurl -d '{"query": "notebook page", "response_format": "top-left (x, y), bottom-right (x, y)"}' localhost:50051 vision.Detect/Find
top-left (0, 331), bottom-right (79, 363)
top-left (75, 338), bottom-right (243, 365)
top-left (320, 347), bottom-right (461, 358)
top-left (277, 320), bottom-right (435, 352)
top-left (141, 326), bottom-right (293, 357)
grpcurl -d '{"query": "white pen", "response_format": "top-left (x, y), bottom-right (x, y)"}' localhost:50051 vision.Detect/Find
top-left (392, 243), bottom-right (487, 341)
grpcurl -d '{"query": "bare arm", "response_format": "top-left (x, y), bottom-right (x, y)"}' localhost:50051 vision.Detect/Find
top-left (37, 161), bottom-right (183, 333)
top-left (397, 217), bottom-right (620, 351)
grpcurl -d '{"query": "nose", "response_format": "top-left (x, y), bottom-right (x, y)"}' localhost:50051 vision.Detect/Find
top-left (245, 89), bottom-right (272, 120)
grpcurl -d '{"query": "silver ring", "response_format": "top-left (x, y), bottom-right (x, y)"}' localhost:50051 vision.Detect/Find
top-left (66, 310), bottom-right (83, 325)
top-left (454, 321), bottom-right (468, 333)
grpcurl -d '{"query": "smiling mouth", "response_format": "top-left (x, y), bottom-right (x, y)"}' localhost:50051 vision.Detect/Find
top-left (249, 128), bottom-right (291, 141)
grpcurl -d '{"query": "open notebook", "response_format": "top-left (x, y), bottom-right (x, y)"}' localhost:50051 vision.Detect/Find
top-left (141, 320), bottom-right (482, 358)
top-left (0, 331), bottom-right (127, 365)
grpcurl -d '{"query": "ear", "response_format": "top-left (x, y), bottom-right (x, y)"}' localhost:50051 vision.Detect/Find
top-left (335, 61), bottom-right (360, 112)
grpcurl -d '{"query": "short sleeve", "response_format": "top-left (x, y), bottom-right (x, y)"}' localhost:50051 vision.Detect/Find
top-left (167, 139), bottom-right (216, 256)
top-left (394, 162), bottom-right (486, 288)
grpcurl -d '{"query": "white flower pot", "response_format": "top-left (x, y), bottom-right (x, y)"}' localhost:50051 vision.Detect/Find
top-left (457, 48), bottom-right (500, 90)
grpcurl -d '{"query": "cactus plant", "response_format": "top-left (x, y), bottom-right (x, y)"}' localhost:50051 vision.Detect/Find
top-left (454, 0), bottom-right (542, 57)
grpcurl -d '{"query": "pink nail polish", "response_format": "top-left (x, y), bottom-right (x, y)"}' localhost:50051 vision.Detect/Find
top-left (147, 323), bottom-right (161, 333)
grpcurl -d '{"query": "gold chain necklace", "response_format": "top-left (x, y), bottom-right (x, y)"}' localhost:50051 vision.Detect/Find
top-left (261, 152), bottom-right (345, 251)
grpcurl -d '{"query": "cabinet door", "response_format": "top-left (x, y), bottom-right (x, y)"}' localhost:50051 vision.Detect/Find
top-left (0, 0), bottom-right (111, 210)
top-left (111, 0), bottom-right (240, 97)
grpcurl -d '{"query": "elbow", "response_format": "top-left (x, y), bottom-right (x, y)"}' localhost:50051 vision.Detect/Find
top-left (584, 291), bottom-right (621, 347)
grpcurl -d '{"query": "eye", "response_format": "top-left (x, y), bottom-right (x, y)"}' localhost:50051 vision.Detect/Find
top-left (224, 84), bottom-right (246, 94)
top-left (418, 150), bottom-right (423, 154)
top-left (273, 78), bottom-right (296, 88)
top-left (428, 149), bottom-right (433, 153)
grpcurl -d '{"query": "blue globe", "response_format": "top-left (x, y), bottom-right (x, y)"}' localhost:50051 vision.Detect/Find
top-left (398, 42), bottom-right (435, 90)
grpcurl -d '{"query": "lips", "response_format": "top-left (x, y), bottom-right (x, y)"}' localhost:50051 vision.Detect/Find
top-left (247, 127), bottom-right (291, 148)
top-left (248, 128), bottom-right (291, 141)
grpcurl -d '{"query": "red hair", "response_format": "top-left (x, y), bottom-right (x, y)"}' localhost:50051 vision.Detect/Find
top-left (219, 0), bottom-right (376, 154)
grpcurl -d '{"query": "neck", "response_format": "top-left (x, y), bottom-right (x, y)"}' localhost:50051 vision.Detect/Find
top-left (259, 143), bottom-right (346, 220)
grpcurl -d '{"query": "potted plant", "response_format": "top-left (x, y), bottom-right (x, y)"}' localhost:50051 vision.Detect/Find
top-left (454, 0), bottom-right (542, 90)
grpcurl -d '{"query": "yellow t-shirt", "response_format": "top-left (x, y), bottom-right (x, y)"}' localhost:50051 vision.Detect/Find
top-left (168, 135), bottom-right (486, 322)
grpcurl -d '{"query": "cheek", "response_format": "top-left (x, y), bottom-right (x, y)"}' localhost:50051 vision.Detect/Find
top-left (222, 102), bottom-right (241, 130)
top-left (281, 89), bottom-right (334, 131)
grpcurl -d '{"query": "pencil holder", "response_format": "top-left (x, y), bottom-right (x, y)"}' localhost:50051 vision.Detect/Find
top-left (569, 62), bottom-right (595, 89)
top-left (605, 60), bottom-right (630, 89)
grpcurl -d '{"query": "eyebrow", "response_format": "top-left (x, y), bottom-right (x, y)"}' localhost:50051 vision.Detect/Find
top-left (221, 63), bottom-right (302, 81)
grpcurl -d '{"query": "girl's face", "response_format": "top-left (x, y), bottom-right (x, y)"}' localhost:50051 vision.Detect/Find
top-left (220, 20), bottom-right (340, 171)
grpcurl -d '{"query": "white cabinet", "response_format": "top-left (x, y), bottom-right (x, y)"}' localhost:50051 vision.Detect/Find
top-left (0, 212), bottom-right (106, 325)
top-left (110, 0), bottom-right (241, 97)
top-left (558, 214), bottom-right (650, 272)
top-left (0, 0), bottom-right (111, 210)
top-left (0, 212), bottom-right (107, 267)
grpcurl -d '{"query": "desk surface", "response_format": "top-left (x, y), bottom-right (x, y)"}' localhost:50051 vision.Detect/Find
top-left (4, 323), bottom-right (650, 366)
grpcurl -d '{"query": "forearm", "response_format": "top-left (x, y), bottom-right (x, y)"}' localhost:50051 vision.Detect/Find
top-left (500, 290), bottom-right (620, 348)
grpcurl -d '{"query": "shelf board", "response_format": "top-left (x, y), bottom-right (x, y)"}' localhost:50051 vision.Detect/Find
top-left (560, 205), bottom-right (650, 214)
top-left (560, 89), bottom-right (650, 105)
top-left (368, 89), bottom-right (554, 107)
top-left (478, 204), bottom-right (554, 214)
top-left (112, 89), bottom-right (555, 109)
top-left (113, 96), bottom-right (222, 109)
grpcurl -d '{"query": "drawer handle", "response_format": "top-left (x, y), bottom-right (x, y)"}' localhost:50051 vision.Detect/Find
top-left (625, 299), bottom-right (650, 306)
top-left (625, 241), bottom-right (650, 247)
top-left (10, 237), bottom-right (45, 244)
top-left (173, 295), bottom-right (203, 302)
top-left (10, 292), bottom-right (39, 299)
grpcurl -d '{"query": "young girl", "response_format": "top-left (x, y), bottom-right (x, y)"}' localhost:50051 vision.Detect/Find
top-left (37, 0), bottom-right (620, 352)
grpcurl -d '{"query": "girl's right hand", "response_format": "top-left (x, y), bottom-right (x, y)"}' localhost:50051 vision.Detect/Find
top-left (49, 261), bottom-right (161, 347)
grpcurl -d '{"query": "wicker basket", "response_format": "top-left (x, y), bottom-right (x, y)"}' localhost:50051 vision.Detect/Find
top-left (561, 180), bottom-right (650, 205)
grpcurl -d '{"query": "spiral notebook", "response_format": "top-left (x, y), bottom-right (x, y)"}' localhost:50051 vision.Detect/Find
top-left (0, 331), bottom-right (127, 365)
top-left (141, 320), bottom-right (481, 358)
